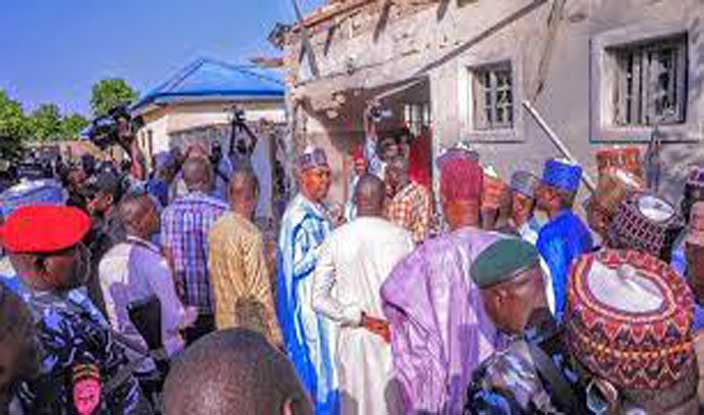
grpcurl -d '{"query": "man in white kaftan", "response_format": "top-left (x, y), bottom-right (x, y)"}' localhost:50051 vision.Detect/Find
top-left (313, 175), bottom-right (414, 415)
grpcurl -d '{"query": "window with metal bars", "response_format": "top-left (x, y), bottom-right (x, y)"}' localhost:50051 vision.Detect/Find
top-left (471, 62), bottom-right (514, 130)
top-left (610, 34), bottom-right (687, 126)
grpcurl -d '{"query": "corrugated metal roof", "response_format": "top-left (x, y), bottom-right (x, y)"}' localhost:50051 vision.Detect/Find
top-left (132, 57), bottom-right (285, 112)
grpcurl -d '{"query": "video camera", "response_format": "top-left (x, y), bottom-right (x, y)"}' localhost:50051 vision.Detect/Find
top-left (86, 104), bottom-right (145, 150)
top-left (228, 106), bottom-right (257, 158)
top-left (368, 103), bottom-right (393, 123)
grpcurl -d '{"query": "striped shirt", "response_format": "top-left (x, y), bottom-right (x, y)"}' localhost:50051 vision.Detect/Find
top-left (161, 191), bottom-right (227, 315)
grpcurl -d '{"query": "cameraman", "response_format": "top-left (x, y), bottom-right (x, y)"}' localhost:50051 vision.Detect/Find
top-left (116, 111), bottom-right (147, 185)
top-left (88, 104), bottom-right (147, 187)
top-left (363, 100), bottom-right (402, 181)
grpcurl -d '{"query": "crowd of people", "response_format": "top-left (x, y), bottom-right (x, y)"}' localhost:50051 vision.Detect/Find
top-left (1, 107), bottom-right (704, 415)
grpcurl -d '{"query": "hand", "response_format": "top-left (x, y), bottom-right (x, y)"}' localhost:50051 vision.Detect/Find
top-left (181, 306), bottom-right (199, 329)
top-left (363, 99), bottom-right (380, 138)
top-left (362, 313), bottom-right (391, 343)
top-left (174, 281), bottom-right (187, 303)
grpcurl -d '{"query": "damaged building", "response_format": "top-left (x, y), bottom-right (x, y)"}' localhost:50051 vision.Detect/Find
top-left (280, 0), bottom-right (704, 207)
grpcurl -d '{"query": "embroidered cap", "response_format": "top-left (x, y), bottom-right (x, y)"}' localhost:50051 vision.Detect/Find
top-left (481, 166), bottom-right (507, 210)
top-left (596, 146), bottom-right (643, 178)
top-left (510, 170), bottom-right (540, 199)
top-left (687, 166), bottom-right (704, 189)
top-left (297, 146), bottom-right (329, 172)
top-left (72, 363), bottom-right (101, 383)
top-left (609, 192), bottom-right (683, 262)
top-left (566, 249), bottom-right (695, 390)
top-left (591, 167), bottom-right (645, 218)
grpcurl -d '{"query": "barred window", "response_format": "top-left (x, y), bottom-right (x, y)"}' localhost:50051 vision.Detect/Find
top-left (471, 62), bottom-right (514, 130)
top-left (610, 34), bottom-right (687, 126)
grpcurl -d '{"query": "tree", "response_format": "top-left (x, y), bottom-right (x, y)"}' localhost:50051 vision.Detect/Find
top-left (28, 103), bottom-right (63, 142)
top-left (61, 113), bottom-right (89, 140)
top-left (0, 90), bottom-right (29, 161)
top-left (90, 79), bottom-right (138, 117)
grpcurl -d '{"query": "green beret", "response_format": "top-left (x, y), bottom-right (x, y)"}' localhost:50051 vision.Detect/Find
top-left (471, 238), bottom-right (541, 289)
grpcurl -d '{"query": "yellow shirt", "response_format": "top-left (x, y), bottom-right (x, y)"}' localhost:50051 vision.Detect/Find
top-left (208, 212), bottom-right (282, 345)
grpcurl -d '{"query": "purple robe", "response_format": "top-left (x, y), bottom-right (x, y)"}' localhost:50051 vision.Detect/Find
top-left (381, 227), bottom-right (500, 415)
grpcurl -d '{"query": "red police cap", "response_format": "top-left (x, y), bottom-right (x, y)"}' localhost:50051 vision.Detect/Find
top-left (0, 205), bottom-right (91, 253)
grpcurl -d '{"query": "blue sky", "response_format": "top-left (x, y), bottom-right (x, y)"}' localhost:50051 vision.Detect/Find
top-left (0, 0), bottom-right (324, 116)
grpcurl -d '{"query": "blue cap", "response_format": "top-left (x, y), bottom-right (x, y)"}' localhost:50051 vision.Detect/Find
top-left (542, 158), bottom-right (582, 193)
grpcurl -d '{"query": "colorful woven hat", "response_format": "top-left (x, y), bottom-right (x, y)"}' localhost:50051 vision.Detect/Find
top-left (592, 167), bottom-right (645, 218)
top-left (297, 146), bottom-right (329, 172)
top-left (686, 166), bottom-right (704, 190)
top-left (510, 171), bottom-right (540, 199)
top-left (609, 192), bottom-right (683, 262)
top-left (687, 202), bottom-right (704, 247)
top-left (542, 158), bottom-right (582, 193)
top-left (72, 363), bottom-right (101, 383)
top-left (596, 147), bottom-right (643, 179)
top-left (566, 249), bottom-right (695, 390)
top-left (482, 166), bottom-right (507, 210)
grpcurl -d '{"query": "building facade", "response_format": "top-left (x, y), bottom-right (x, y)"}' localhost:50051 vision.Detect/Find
top-left (283, 0), bottom-right (704, 206)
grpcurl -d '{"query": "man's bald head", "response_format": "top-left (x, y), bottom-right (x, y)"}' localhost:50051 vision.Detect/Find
top-left (118, 193), bottom-right (159, 238)
top-left (182, 156), bottom-right (213, 193)
top-left (163, 329), bottom-right (312, 415)
top-left (355, 174), bottom-right (386, 217)
top-left (229, 165), bottom-right (260, 219)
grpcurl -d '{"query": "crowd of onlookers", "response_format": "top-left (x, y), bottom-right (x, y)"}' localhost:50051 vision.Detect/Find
top-left (2, 103), bottom-right (704, 415)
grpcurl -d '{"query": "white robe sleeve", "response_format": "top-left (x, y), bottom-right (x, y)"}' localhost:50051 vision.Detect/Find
top-left (312, 237), bottom-right (363, 327)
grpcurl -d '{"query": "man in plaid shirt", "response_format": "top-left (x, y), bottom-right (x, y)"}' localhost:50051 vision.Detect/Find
top-left (161, 156), bottom-right (227, 345)
top-left (385, 155), bottom-right (432, 244)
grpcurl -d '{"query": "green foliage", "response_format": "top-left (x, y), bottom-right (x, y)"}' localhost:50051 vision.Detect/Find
top-left (90, 79), bottom-right (138, 117)
top-left (28, 103), bottom-right (63, 142)
top-left (0, 90), bottom-right (28, 161)
top-left (0, 82), bottom-right (133, 161)
top-left (61, 113), bottom-right (89, 139)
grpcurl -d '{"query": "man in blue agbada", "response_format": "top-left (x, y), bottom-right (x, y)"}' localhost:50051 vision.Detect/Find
top-left (277, 146), bottom-right (339, 415)
top-left (535, 158), bottom-right (593, 320)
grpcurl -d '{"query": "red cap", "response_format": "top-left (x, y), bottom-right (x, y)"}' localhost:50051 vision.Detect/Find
top-left (440, 158), bottom-right (483, 202)
top-left (0, 205), bottom-right (91, 253)
top-left (351, 144), bottom-right (365, 162)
